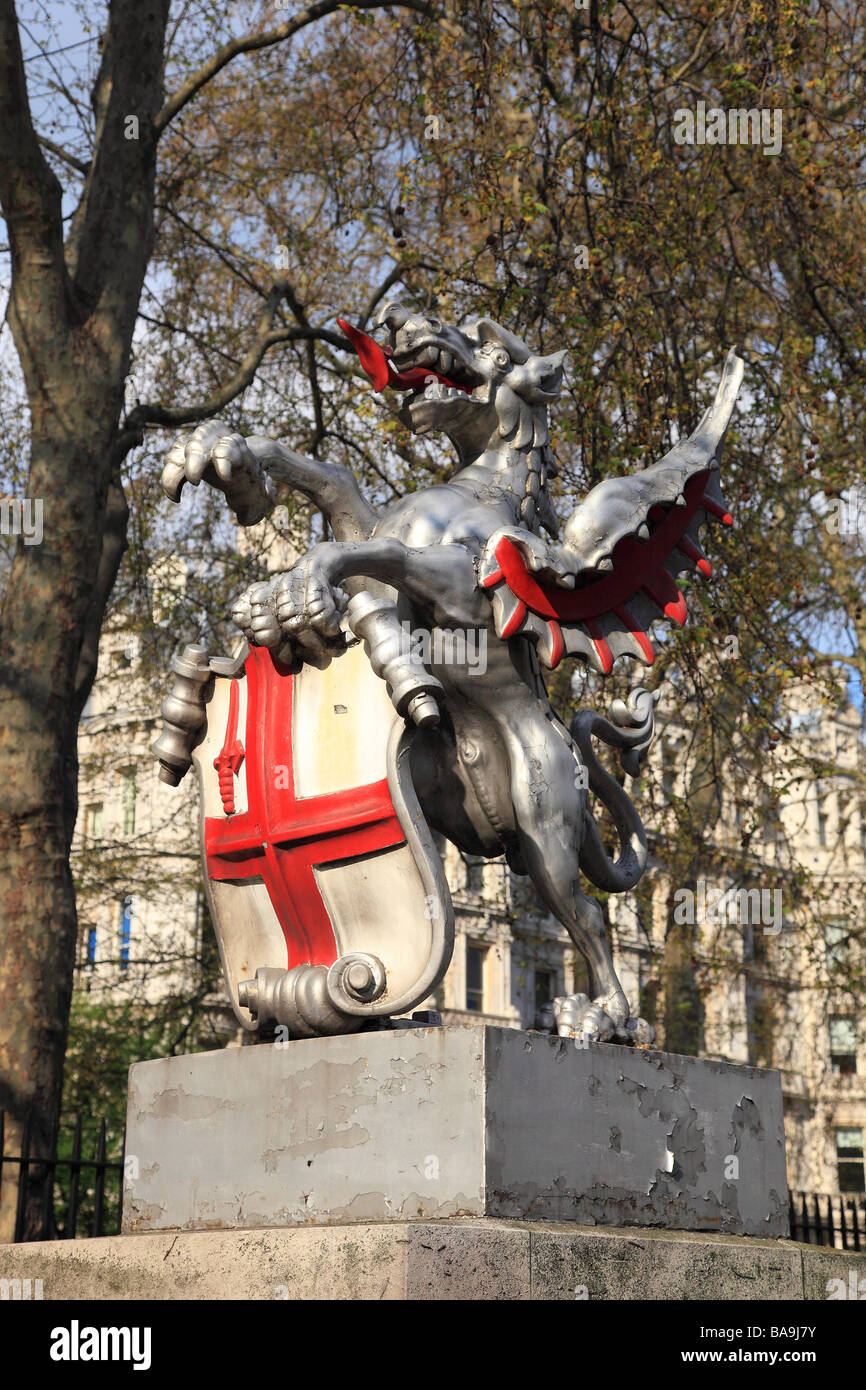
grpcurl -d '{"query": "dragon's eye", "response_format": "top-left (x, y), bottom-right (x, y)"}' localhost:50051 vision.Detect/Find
top-left (476, 343), bottom-right (510, 368)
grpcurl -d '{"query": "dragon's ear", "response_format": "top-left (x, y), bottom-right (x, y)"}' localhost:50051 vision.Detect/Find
top-left (507, 349), bottom-right (568, 403)
top-left (374, 301), bottom-right (411, 331)
top-left (535, 349), bottom-right (568, 391)
top-left (470, 317), bottom-right (532, 364)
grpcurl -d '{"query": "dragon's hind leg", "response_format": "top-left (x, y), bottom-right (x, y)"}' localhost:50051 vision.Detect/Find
top-left (504, 715), bottom-right (651, 1043)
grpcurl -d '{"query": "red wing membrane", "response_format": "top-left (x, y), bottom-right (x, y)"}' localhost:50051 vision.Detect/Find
top-left (479, 348), bottom-right (743, 673)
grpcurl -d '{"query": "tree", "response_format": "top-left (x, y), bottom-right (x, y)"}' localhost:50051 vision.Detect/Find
top-left (2, 0), bottom-right (865, 1239)
top-left (0, 0), bottom-right (429, 1240)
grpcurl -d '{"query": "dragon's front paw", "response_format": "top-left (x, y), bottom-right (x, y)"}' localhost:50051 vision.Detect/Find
top-left (162, 421), bottom-right (277, 525)
top-left (232, 580), bottom-right (283, 649)
top-left (549, 992), bottom-right (654, 1047)
top-left (273, 563), bottom-right (348, 642)
top-left (231, 566), bottom-right (349, 659)
top-left (553, 993), bottom-right (617, 1043)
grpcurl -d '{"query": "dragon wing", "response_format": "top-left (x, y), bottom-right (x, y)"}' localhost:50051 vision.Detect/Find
top-left (478, 347), bottom-right (744, 672)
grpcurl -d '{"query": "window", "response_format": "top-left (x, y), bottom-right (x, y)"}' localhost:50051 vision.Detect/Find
top-left (120, 769), bottom-right (137, 836)
top-left (464, 856), bottom-right (485, 896)
top-left (790, 710), bottom-right (821, 734)
top-left (824, 919), bottom-right (849, 971)
top-left (836, 1128), bottom-right (865, 1193)
top-left (80, 922), bottom-right (97, 972)
top-left (535, 969), bottom-right (556, 1014)
top-left (763, 806), bottom-right (782, 844)
top-left (465, 943), bottom-right (486, 1012)
top-left (661, 743), bottom-right (676, 799)
top-left (817, 797), bottom-right (828, 847)
top-left (83, 803), bottom-right (103, 842)
top-left (118, 895), bottom-right (133, 970)
top-left (572, 953), bottom-right (591, 997)
top-left (111, 637), bottom-right (138, 671)
top-left (829, 1017), bottom-right (858, 1075)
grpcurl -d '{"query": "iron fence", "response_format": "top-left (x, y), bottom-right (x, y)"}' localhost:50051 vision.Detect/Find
top-left (0, 1110), bottom-right (124, 1242)
top-left (788, 1190), bottom-right (865, 1251)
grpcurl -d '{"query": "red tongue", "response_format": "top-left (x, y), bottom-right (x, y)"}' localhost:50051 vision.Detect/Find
top-left (337, 317), bottom-right (391, 390)
top-left (337, 317), bottom-right (472, 394)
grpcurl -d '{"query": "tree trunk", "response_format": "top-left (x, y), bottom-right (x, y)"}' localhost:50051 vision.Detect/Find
top-left (0, 404), bottom-right (129, 1240)
top-left (0, 0), bottom-right (170, 1240)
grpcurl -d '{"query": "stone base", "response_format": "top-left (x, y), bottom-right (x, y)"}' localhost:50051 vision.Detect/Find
top-left (1, 1222), bottom-right (861, 1300)
top-left (123, 1026), bottom-right (788, 1238)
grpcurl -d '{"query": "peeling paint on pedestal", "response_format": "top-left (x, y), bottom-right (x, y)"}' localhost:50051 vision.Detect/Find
top-left (123, 1027), bottom-right (788, 1238)
top-left (483, 1033), bottom-right (789, 1235)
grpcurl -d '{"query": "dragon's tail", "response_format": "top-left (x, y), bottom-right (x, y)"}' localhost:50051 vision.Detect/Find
top-left (572, 687), bottom-right (657, 893)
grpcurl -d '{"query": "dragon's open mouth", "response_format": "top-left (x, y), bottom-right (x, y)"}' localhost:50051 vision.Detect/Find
top-left (337, 318), bottom-right (484, 408)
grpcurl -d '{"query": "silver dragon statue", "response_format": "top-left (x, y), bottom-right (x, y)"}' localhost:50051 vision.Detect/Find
top-left (158, 306), bottom-right (743, 1045)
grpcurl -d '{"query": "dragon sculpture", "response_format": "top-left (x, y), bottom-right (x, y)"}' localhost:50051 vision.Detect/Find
top-left (161, 306), bottom-right (743, 1044)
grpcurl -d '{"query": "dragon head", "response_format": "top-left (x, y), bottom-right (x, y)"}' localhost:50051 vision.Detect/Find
top-left (338, 306), bottom-right (568, 467)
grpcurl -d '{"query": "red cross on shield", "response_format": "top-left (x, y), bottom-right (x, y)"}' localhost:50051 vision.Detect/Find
top-left (192, 637), bottom-right (453, 1030)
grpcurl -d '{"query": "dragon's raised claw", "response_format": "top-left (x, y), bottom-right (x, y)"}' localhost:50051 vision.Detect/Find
top-left (162, 420), bottom-right (277, 525)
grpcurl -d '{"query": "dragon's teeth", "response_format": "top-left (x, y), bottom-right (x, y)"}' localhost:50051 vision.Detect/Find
top-left (422, 382), bottom-right (464, 401)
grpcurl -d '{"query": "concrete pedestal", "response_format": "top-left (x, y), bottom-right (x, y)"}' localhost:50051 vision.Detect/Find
top-left (3, 1221), bottom-right (860, 1301)
top-left (123, 1026), bottom-right (789, 1239)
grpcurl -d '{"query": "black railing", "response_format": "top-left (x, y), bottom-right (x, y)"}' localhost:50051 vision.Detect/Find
top-left (0, 1110), bottom-right (124, 1242)
top-left (788, 1190), bottom-right (865, 1251)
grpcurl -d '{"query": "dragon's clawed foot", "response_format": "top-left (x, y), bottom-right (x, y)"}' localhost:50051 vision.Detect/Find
top-left (162, 420), bottom-right (277, 524)
top-left (540, 992), bottom-right (655, 1047)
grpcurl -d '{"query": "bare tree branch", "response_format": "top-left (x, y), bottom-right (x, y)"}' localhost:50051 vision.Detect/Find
top-left (73, 472), bottom-right (130, 724)
top-left (154, 0), bottom-right (432, 135)
top-left (36, 134), bottom-right (89, 176)
top-left (361, 265), bottom-right (408, 327)
top-left (0, 0), bottom-right (70, 343)
top-left (156, 201), bottom-right (266, 298)
top-left (127, 286), bottom-right (350, 429)
top-left (64, 1), bottom-right (171, 320)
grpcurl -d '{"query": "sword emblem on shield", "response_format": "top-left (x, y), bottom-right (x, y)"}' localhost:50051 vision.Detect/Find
top-left (152, 593), bottom-right (454, 1039)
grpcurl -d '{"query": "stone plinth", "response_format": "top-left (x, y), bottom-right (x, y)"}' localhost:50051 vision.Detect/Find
top-left (4, 1222), bottom-right (859, 1301)
top-left (122, 1026), bottom-right (788, 1238)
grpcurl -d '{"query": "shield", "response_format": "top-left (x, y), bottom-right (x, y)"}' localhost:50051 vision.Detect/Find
top-left (189, 636), bottom-right (454, 1033)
